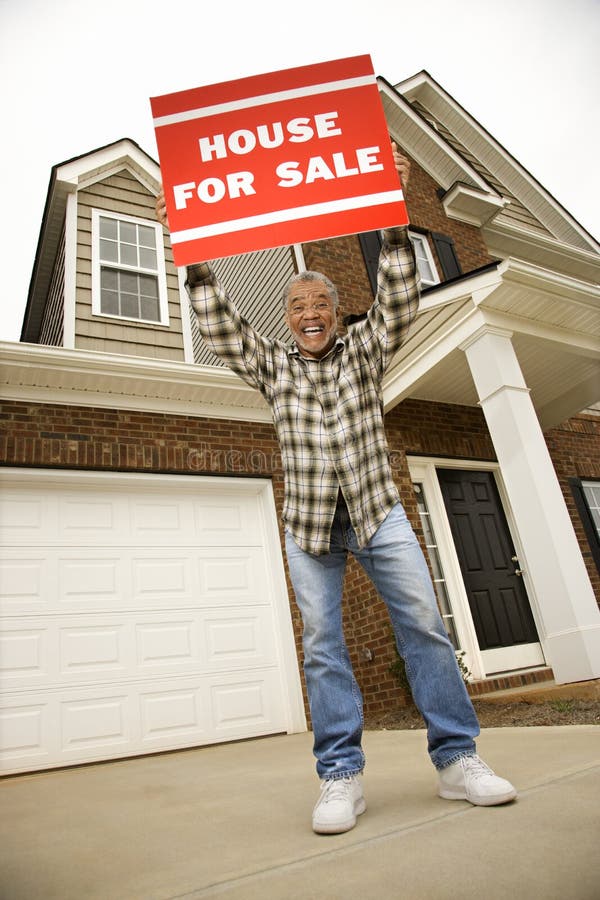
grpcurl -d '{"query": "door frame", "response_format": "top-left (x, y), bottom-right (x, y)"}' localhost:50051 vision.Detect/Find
top-left (407, 456), bottom-right (545, 680)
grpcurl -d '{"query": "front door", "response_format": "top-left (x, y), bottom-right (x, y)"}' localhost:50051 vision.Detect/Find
top-left (438, 468), bottom-right (544, 675)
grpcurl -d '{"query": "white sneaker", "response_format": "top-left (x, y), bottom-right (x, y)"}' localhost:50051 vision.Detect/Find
top-left (438, 755), bottom-right (517, 806)
top-left (312, 775), bottom-right (366, 834)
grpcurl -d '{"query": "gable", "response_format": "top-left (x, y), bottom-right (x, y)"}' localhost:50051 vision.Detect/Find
top-left (389, 72), bottom-right (599, 255)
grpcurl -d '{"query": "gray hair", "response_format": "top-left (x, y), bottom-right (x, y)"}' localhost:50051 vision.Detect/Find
top-left (282, 271), bottom-right (339, 311)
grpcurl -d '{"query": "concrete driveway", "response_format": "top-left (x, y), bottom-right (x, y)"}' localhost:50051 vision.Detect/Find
top-left (1, 725), bottom-right (599, 899)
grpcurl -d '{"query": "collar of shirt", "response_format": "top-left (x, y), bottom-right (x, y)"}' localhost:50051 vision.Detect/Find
top-left (287, 335), bottom-right (345, 360)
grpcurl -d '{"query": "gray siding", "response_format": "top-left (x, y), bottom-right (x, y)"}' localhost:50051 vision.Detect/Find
top-left (192, 245), bottom-right (297, 366)
top-left (38, 225), bottom-right (65, 346)
top-left (76, 170), bottom-right (185, 361)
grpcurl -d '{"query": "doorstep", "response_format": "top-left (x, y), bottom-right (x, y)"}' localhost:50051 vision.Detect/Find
top-left (471, 676), bottom-right (600, 705)
top-left (468, 666), bottom-right (555, 698)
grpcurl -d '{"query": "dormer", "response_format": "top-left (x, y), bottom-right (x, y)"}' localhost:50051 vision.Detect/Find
top-left (20, 139), bottom-right (192, 361)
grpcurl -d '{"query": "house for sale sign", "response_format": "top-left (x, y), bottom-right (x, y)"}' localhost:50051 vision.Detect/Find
top-left (150, 55), bottom-right (408, 265)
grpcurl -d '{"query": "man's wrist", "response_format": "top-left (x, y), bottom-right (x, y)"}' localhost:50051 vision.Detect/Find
top-left (382, 225), bottom-right (410, 248)
top-left (185, 262), bottom-right (212, 289)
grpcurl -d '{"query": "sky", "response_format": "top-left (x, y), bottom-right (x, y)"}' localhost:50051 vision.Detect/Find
top-left (0, 0), bottom-right (598, 342)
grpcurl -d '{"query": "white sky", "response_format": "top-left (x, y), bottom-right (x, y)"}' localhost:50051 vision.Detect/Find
top-left (0, 0), bottom-right (598, 342)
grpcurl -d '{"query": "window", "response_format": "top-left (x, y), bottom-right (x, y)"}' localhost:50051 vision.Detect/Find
top-left (409, 231), bottom-right (440, 287)
top-left (570, 477), bottom-right (600, 574)
top-left (359, 229), bottom-right (440, 295)
top-left (91, 210), bottom-right (169, 324)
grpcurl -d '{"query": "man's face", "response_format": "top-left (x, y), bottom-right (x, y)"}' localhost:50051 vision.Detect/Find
top-left (285, 280), bottom-right (338, 360)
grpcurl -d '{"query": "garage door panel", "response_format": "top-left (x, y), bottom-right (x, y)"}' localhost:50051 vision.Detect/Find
top-left (2, 606), bottom-right (279, 692)
top-left (1, 486), bottom-right (265, 550)
top-left (1, 668), bottom-right (285, 770)
top-left (0, 492), bottom-right (59, 542)
top-left (0, 698), bottom-right (53, 769)
top-left (192, 495), bottom-right (263, 546)
top-left (0, 555), bottom-right (51, 610)
top-left (210, 669), bottom-right (285, 737)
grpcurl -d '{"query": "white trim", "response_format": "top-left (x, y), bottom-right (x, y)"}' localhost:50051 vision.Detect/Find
top-left (378, 79), bottom-right (496, 196)
top-left (153, 75), bottom-right (376, 128)
top-left (0, 341), bottom-right (272, 422)
top-left (409, 231), bottom-right (439, 287)
top-left (77, 161), bottom-right (159, 197)
top-left (170, 189), bottom-right (404, 245)
top-left (256, 477), bottom-right (307, 734)
top-left (56, 140), bottom-right (161, 187)
top-left (63, 192), bottom-right (78, 349)
top-left (91, 209), bottom-right (170, 326)
top-left (177, 266), bottom-right (196, 364)
top-left (292, 242), bottom-right (306, 272)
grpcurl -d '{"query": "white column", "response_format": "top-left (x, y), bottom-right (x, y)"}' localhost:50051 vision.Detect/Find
top-left (461, 326), bottom-right (600, 683)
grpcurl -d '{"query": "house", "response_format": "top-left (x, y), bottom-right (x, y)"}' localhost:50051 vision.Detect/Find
top-left (1, 71), bottom-right (599, 776)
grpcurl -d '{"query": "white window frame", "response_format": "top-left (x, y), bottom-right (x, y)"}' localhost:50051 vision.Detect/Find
top-left (91, 209), bottom-right (169, 326)
top-left (409, 231), bottom-right (440, 288)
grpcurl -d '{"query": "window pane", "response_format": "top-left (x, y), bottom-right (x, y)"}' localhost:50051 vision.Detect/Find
top-left (100, 290), bottom-right (119, 315)
top-left (138, 225), bottom-right (156, 248)
top-left (413, 481), bottom-right (460, 648)
top-left (121, 293), bottom-right (139, 318)
top-left (100, 238), bottom-right (118, 263)
top-left (582, 482), bottom-right (600, 538)
top-left (120, 243), bottom-right (138, 266)
top-left (139, 274), bottom-right (158, 299)
top-left (100, 267), bottom-right (118, 290)
top-left (99, 217), bottom-right (118, 239)
top-left (140, 296), bottom-right (160, 321)
top-left (139, 247), bottom-right (157, 269)
top-left (120, 271), bottom-right (138, 294)
top-left (119, 221), bottom-right (137, 244)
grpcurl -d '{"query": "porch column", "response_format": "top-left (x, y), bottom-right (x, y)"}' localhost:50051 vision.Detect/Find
top-left (461, 326), bottom-right (600, 683)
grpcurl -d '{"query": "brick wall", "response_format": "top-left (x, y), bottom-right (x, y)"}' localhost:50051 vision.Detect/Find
top-left (545, 412), bottom-right (600, 598)
top-left (3, 397), bottom-right (597, 719)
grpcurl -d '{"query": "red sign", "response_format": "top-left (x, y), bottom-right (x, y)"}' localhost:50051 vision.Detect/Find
top-left (150, 55), bottom-right (408, 266)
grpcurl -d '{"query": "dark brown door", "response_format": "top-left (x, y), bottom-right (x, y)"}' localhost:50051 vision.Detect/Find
top-left (438, 469), bottom-right (538, 651)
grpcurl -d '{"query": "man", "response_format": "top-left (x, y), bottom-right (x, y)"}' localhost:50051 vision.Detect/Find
top-left (156, 144), bottom-right (516, 834)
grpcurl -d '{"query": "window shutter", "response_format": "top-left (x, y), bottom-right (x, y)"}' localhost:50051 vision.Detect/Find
top-left (431, 232), bottom-right (462, 280)
top-left (358, 231), bottom-right (383, 296)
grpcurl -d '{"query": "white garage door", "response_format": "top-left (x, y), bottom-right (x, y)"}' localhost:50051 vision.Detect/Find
top-left (0, 468), bottom-right (305, 775)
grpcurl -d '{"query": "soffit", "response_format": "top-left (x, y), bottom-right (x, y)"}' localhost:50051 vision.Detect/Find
top-left (383, 266), bottom-right (600, 428)
top-left (0, 343), bottom-right (271, 422)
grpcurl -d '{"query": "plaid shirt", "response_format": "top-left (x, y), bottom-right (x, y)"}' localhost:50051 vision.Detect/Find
top-left (186, 227), bottom-right (420, 555)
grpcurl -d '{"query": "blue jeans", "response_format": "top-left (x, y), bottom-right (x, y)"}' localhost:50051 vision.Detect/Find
top-left (285, 499), bottom-right (480, 778)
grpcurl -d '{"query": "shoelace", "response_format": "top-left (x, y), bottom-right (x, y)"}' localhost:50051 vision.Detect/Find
top-left (320, 777), bottom-right (354, 803)
top-left (462, 756), bottom-right (494, 780)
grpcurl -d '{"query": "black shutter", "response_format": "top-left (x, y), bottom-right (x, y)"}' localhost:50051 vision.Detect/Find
top-left (569, 478), bottom-right (600, 575)
top-left (358, 231), bottom-right (383, 296)
top-left (431, 232), bottom-right (462, 280)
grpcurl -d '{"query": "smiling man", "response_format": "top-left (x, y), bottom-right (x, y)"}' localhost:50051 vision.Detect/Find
top-left (156, 144), bottom-right (516, 835)
top-left (285, 276), bottom-right (339, 358)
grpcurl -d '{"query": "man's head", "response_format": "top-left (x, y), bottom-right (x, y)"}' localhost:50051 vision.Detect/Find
top-left (283, 271), bottom-right (339, 360)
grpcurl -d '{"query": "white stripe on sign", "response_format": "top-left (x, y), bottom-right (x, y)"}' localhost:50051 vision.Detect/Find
top-left (169, 189), bottom-right (404, 243)
top-left (153, 75), bottom-right (376, 128)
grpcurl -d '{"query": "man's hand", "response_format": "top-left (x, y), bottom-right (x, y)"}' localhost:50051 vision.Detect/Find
top-left (391, 142), bottom-right (410, 190)
top-left (156, 188), bottom-right (169, 228)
